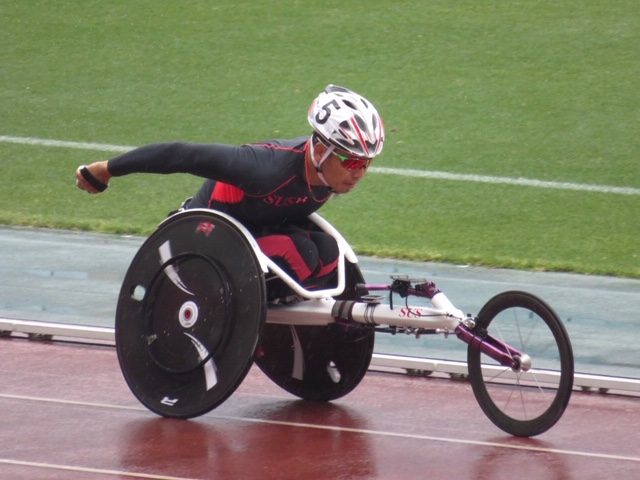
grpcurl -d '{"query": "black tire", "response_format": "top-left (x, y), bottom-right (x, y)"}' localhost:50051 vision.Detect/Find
top-left (467, 291), bottom-right (574, 437)
top-left (255, 261), bottom-right (375, 401)
top-left (115, 210), bottom-right (266, 419)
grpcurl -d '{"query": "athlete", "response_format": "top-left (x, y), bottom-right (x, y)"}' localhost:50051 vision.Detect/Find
top-left (75, 85), bottom-right (385, 296)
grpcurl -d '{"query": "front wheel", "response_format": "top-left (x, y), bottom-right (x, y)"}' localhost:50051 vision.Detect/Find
top-left (467, 291), bottom-right (574, 437)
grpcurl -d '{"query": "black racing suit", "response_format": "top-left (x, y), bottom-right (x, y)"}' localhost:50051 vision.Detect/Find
top-left (107, 137), bottom-right (340, 293)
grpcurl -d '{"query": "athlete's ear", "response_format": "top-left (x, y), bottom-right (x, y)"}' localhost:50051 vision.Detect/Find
top-left (313, 139), bottom-right (327, 157)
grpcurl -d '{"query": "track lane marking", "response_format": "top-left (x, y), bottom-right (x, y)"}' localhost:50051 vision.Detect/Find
top-left (0, 459), bottom-right (199, 480)
top-left (2, 392), bottom-right (639, 463)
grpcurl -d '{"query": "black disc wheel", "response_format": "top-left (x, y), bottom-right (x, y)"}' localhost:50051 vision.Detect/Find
top-left (115, 210), bottom-right (266, 418)
top-left (255, 260), bottom-right (375, 401)
top-left (467, 291), bottom-right (574, 437)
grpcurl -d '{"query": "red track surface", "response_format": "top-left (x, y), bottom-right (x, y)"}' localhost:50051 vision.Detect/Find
top-left (1, 337), bottom-right (639, 480)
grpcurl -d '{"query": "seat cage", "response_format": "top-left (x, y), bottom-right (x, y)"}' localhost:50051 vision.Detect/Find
top-left (158, 209), bottom-right (358, 299)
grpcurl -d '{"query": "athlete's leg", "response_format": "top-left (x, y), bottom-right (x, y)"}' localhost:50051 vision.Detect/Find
top-left (305, 230), bottom-right (339, 288)
top-left (256, 227), bottom-right (339, 289)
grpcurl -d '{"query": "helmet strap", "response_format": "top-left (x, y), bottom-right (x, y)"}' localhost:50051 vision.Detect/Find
top-left (308, 137), bottom-right (334, 188)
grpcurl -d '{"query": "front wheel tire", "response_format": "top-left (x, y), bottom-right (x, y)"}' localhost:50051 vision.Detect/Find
top-left (467, 291), bottom-right (574, 437)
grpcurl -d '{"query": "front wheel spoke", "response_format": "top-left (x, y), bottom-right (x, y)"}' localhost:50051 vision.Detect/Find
top-left (483, 364), bottom-right (511, 383)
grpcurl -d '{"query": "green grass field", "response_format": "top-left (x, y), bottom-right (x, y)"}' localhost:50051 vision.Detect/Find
top-left (1, 1), bottom-right (638, 277)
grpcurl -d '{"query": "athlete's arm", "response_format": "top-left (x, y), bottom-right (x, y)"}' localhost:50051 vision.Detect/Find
top-left (107, 142), bottom-right (257, 183)
top-left (75, 142), bottom-right (263, 194)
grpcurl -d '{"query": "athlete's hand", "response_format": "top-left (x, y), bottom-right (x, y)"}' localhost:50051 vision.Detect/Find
top-left (75, 161), bottom-right (111, 194)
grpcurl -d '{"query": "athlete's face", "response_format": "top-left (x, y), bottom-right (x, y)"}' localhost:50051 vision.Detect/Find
top-left (313, 142), bottom-right (371, 194)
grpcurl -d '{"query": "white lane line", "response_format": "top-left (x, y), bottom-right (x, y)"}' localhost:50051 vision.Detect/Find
top-left (0, 393), bottom-right (145, 410)
top-left (370, 166), bottom-right (640, 196)
top-left (2, 134), bottom-right (639, 195)
top-left (0, 135), bottom-right (134, 153)
top-left (0, 459), bottom-right (199, 480)
top-left (2, 393), bottom-right (639, 463)
top-left (211, 414), bottom-right (640, 463)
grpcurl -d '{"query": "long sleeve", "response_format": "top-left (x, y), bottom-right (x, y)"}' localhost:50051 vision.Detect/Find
top-left (107, 142), bottom-right (259, 184)
top-left (106, 138), bottom-right (312, 198)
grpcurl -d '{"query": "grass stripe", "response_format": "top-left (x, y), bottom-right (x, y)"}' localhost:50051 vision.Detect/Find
top-left (2, 135), bottom-right (638, 196)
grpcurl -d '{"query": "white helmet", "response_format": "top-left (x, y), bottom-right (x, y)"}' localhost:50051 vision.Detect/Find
top-left (308, 85), bottom-right (384, 158)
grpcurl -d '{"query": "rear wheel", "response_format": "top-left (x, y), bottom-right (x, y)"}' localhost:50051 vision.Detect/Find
top-left (255, 261), bottom-right (375, 401)
top-left (467, 291), bottom-right (574, 437)
top-left (116, 210), bottom-right (266, 418)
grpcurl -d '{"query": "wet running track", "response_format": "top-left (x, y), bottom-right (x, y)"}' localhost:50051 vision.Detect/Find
top-left (1, 338), bottom-right (639, 479)
top-left (1, 226), bottom-right (639, 479)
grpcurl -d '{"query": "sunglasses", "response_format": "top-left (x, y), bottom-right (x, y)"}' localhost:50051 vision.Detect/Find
top-left (313, 135), bottom-right (372, 171)
top-left (333, 151), bottom-right (371, 171)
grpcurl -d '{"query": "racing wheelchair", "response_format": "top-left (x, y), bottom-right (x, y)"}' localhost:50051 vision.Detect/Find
top-left (115, 209), bottom-right (574, 437)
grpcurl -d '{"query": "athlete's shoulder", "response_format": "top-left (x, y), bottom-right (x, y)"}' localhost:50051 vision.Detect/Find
top-left (246, 136), bottom-right (309, 152)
